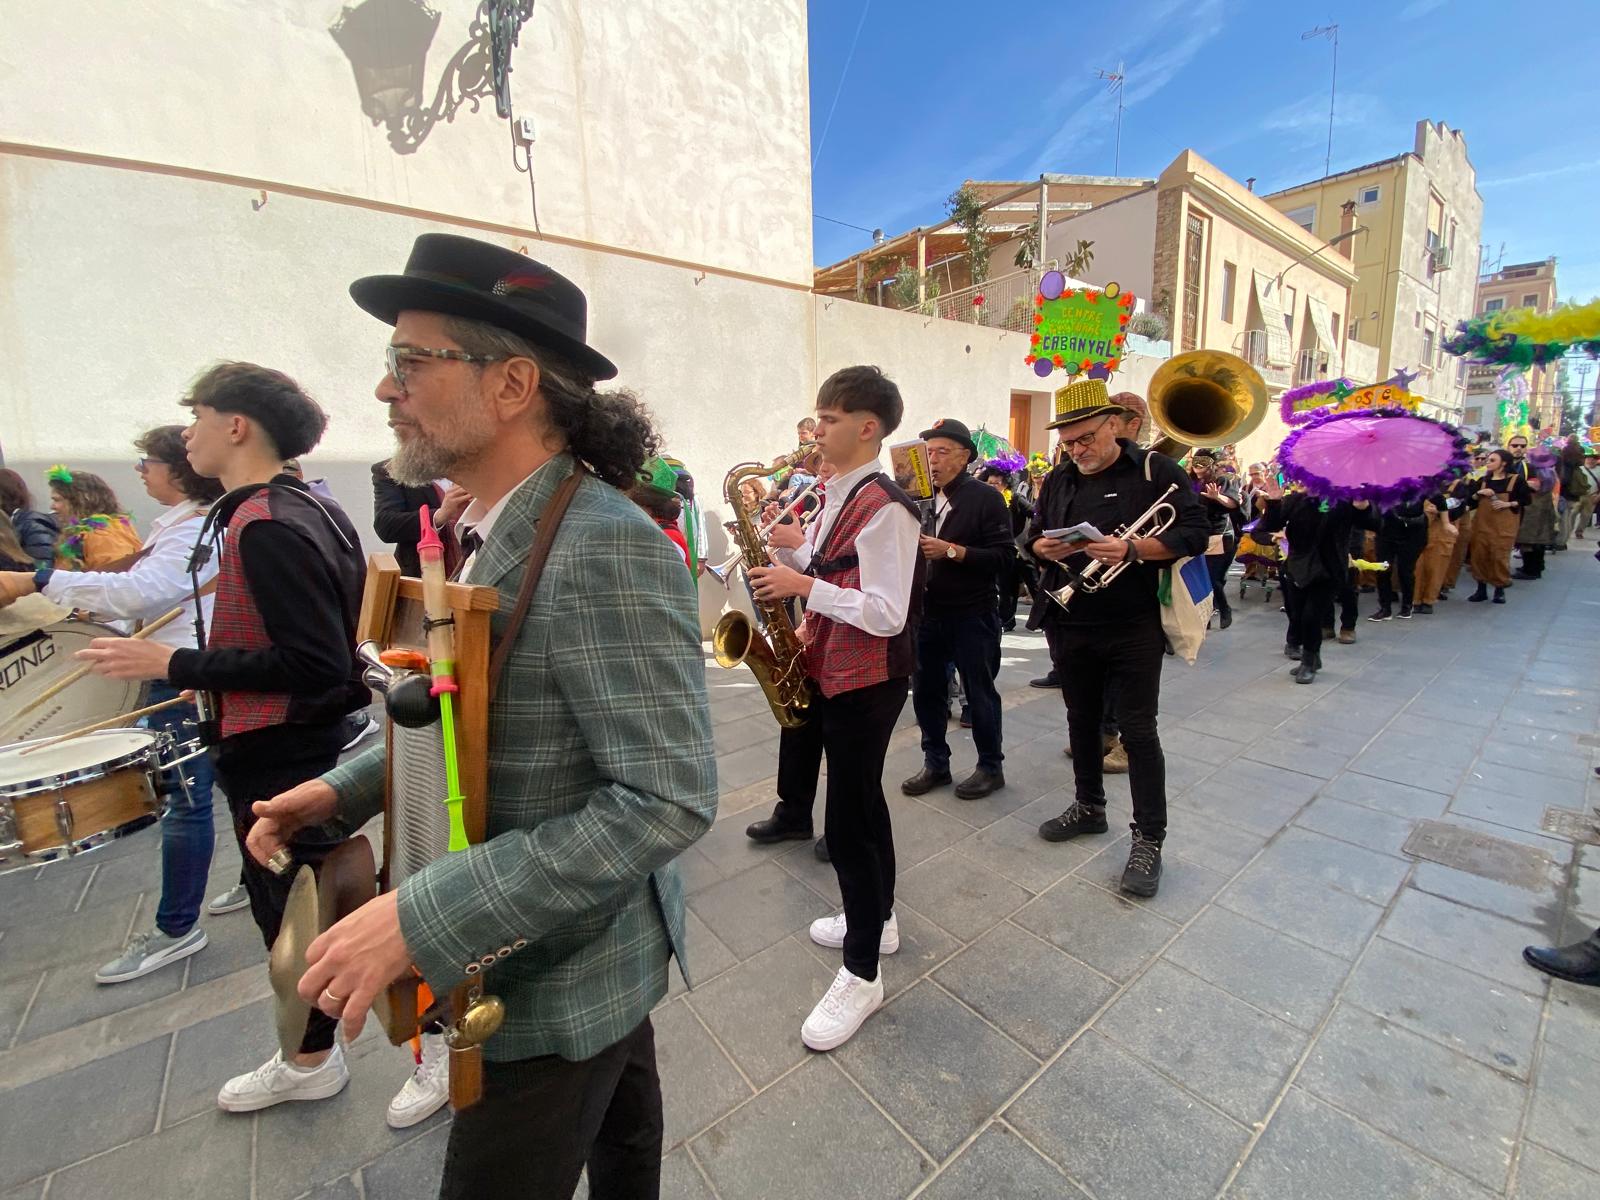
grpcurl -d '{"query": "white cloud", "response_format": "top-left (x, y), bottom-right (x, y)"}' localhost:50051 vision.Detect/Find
top-left (1480, 159), bottom-right (1600, 189)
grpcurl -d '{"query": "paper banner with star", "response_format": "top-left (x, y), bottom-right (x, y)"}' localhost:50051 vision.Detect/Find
top-left (1025, 275), bottom-right (1135, 379)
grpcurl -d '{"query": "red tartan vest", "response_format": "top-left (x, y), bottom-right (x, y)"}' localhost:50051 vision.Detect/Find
top-left (801, 476), bottom-right (920, 698)
top-left (210, 493), bottom-right (290, 738)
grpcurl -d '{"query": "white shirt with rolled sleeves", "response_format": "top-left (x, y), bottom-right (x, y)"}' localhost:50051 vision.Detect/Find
top-left (771, 458), bottom-right (921, 637)
top-left (42, 499), bottom-right (216, 648)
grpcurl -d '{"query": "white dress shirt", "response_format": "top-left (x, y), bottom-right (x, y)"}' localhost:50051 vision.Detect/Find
top-left (456, 467), bottom-right (539, 578)
top-left (773, 458), bottom-right (920, 637)
top-left (43, 499), bottom-right (217, 648)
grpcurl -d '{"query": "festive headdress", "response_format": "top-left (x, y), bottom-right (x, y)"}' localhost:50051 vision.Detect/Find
top-left (1046, 379), bottom-right (1130, 429)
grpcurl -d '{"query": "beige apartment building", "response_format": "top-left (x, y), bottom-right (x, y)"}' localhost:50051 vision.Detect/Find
top-left (1466, 258), bottom-right (1561, 432)
top-left (1265, 121), bottom-right (1483, 419)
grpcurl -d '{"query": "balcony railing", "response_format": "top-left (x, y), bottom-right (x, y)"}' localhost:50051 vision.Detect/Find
top-left (1240, 329), bottom-right (1292, 389)
top-left (932, 270), bottom-right (1043, 334)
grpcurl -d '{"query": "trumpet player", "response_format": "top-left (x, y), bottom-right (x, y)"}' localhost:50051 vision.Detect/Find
top-left (748, 366), bottom-right (921, 1052)
top-left (1026, 380), bottom-right (1207, 898)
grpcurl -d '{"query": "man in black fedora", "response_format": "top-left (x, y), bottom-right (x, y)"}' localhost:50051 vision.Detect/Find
top-left (243, 233), bottom-right (717, 1200)
top-left (901, 417), bottom-right (1014, 800)
top-left (1026, 380), bottom-right (1207, 897)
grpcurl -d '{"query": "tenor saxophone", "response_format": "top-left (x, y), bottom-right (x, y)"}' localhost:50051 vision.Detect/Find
top-left (711, 447), bottom-right (815, 728)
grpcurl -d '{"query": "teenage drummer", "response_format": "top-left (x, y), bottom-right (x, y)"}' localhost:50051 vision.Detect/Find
top-left (0, 426), bottom-right (223, 983)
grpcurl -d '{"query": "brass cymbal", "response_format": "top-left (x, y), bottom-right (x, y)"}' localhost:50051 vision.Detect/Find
top-left (267, 865), bottom-right (319, 1059)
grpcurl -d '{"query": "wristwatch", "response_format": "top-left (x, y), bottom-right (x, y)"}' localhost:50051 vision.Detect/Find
top-left (945, 545), bottom-right (959, 559)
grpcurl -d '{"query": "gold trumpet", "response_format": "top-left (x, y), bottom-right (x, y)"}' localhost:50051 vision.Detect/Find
top-left (707, 480), bottom-right (822, 587)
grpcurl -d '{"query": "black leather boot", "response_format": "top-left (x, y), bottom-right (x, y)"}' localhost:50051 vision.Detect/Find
top-left (900, 767), bottom-right (953, 796)
top-left (1523, 929), bottom-right (1600, 986)
top-left (955, 767), bottom-right (1006, 800)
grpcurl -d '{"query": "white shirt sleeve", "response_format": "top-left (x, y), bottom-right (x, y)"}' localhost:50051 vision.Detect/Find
top-left (43, 524), bottom-right (214, 622)
top-left (804, 500), bottom-right (920, 636)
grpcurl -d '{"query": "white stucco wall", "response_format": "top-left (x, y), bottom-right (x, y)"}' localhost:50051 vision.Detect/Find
top-left (0, 0), bottom-right (813, 285)
top-left (1042, 189), bottom-right (1159, 301)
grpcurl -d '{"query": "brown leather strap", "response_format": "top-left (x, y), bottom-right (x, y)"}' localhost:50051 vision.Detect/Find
top-left (488, 469), bottom-right (584, 700)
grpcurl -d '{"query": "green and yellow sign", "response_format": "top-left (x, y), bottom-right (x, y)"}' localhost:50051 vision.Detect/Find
top-left (1026, 276), bottom-right (1136, 378)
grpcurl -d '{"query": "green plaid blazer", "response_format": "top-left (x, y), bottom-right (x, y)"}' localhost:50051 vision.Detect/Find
top-left (325, 453), bottom-right (717, 1062)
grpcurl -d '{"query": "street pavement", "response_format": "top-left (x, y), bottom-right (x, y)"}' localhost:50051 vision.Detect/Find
top-left (1, 549), bottom-right (1597, 1199)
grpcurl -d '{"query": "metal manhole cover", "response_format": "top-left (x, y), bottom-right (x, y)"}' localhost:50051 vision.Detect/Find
top-left (1402, 820), bottom-right (1556, 892)
top-left (1542, 808), bottom-right (1600, 846)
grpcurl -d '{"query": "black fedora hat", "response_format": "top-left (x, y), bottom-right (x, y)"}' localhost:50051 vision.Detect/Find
top-left (919, 417), bottom-right (978, 459)
top-left (350, 233), bottom-right (618, 381)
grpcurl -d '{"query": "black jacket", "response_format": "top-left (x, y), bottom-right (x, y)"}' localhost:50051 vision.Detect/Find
top-left (9, 508), bottom-right (58, 565)
top-left (1255, 494), bottom-right (1378, 588)
top-left (371, 460), bottom-right (443, 576)
top-left (923, 471), bottom-right (1014, 617)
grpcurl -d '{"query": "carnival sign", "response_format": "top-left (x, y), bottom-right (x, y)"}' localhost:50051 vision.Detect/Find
top-left (1026, 274), bottom-right (1134, 379)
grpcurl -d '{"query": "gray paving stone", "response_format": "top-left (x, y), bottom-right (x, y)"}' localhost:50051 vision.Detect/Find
top-left (770, 836), bottom-right (842, 907)
top-left (1293, 795), bottom-right (1418, 857)
top-left (1161, 726), bottom-right (1250, 766)
top-left (1380, 887), bottom-right (1549, 990)
top-left (1316, 770), bottom-right (1452, 819)
top-left (1476, 739), bottom-right (1594, 783)
top-left (1217, 849), bottom-right (1389, 961)
top-left (48, 1109), bottom-right (251, 1200)
top-left (685, 861), bottom-right (829, 960)
top-left (164, 994), bottom-right (280, 1125)
top-left (1407, 859), bottom-right (1566, 927)
top-left (688, 812), bottom-right (795, 880)
top-left (690, 1057), bottom-right (927, 1199)
top-left (1345, 938), bottom-right (1544, 1079)
top-left (1368, 728), bottom-right (1484, 769)
top-left (1462, 759), bottom-right (1591, 809)
top-left (1240, 735), bottom-right (1352, 780)
top-left (254, 1039), bottom-right (435, 1200)
top-left (0, 864), bottom-right (89, 928)
top-left (672, 844), bottom-right (725, 897)
top-left (77, 845), bottom-right (166, 906)
top-left (952, 813), bottom-right (1094, 894)
top-left (1298, 1005), bottom-right (1524, 1191)
top-left (1163, 906), bottom-right (1349, 1031)
top-left (1096, 961), bottom-right (1308, 1123)
top-left (1542, 979), bottom-right (1600, 1058)
top-left (1013, 875), bottom-right (1178, 980)
top-left (1230, 1086), bottom-right (1493, 1200)
top-left (934, 921), bottom-right (1113, 1058)
top-left (0, 1182), bottom-right (45, 1200)
top-left (835, 980), bottom-right (1037, 1159)
top-left (653, 998), bottom-right (753, 1149)
top-left (1527, 1038), bottom-right (1600, 1174)
top-left (178, 904), bottom-right (271, 986)
top-left (1253, 826), bottom-right (1410, 904)
top-left (297, 1176), bottom-right (361, 1200)
top-left (1449, 785), bottom-right (1562, 836)
top-left (0, 971), bottom-right (43, 1047)
top-left (1074, 834), bottom-right (1229, 923)
top-left (1163, 813), bottom-right (1269, 876)
top-left (919, 1124), bottom-right (1077, 1200)
top-left (0, 1035), bottom-right (168, 1190)
top-left (360, 1120), bottom-right (447, 1200)
top-left (682, 936), bottom-right (837, 1088)
top-left (892, 849), bottom-right (1033, 941)
top-left (715, 743), bottom-right (780, 792)
top-left (1175, 761), bottom-right (1318, 836)
top-left (0, 895), bottom-right (139, 981)
top-left (1351, 749), bottom-right (1466, 795)
top-left (16, 940), bottom-right (188, 1043)
top-left (1005, 1031), bottom-right (1247, 1200)
top-left (883, 794), bottom-right (978, 868)
top-left (674, 907), bottom-right (738, 994)
top-left (1513, 1145), bottom-right (1600, 1199)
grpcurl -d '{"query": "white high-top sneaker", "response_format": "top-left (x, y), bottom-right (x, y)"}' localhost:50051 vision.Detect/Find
top-left (801, 966), bottom-right (884, 1051)
top-left (386, 1032), bottom-right (450, 1128)
top-left (217, 1044), bottom-right (349, 1113)
top-left (807, 911), bottom-right (900, 954)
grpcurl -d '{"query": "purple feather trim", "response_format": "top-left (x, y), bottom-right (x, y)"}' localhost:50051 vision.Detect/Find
top-left (1277, 407), bottom-right (1472, 507)
top-left (1279, 378), bottom-right (1352, 425)
top-left (984, 451), bottom-right (1027, 472)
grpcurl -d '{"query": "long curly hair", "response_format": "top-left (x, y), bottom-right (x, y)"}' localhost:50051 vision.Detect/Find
top-left (443, 317), bottom-right (659, 488)
top-left (48, 470), bottom-right (126, 520)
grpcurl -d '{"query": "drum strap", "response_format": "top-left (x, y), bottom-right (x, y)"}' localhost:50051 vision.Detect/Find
top-left (487, 469), bottom-right (585, 702)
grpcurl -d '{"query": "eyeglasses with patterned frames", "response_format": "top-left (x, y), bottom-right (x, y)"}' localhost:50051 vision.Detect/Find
top-left (385, 344), bottom-right (503, 391)
top-left (1058, 416), bottom-right (1113, 453)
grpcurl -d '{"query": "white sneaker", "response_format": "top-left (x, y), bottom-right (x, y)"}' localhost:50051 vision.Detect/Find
top-left (386, 1033), bottom-right (450, 1129)
top-left (808, 910), bottom-right (899, 954)
top-left (207, 885), bottom-right (249, 916)
top-left (340, 713), bottom-right (381, 753)
top-left (801, 966), bottom-right (884, 1051)
top-left (217, 1044), bottom-right (349, 1113)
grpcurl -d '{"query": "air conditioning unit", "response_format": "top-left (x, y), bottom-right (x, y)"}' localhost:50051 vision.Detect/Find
top-left (1430, 244), bottom-right (1454, 272)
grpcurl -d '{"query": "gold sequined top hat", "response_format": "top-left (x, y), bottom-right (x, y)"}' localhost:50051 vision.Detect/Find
top-left (1046, 379), bottom-right (1131, 430)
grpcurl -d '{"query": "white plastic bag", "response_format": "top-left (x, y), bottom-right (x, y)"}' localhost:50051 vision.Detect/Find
top-left (1157, 555), bottom-right (1213, 665)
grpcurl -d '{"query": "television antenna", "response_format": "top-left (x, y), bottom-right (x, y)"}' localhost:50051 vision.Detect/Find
top-left (1095, 63), bottom-right (1125, 175)
top-left (1301, 24), bottom-right (1339, 177)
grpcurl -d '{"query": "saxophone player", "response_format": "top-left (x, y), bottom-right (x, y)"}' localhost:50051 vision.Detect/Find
top-left (748, 366), bottom-right (922, 1051)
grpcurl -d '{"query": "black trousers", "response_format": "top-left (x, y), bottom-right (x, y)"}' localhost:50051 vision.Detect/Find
top-left (440, 1017), bottom-right (662, 1200)
top-left (1520, 544), bottom-right (1547, 576)
top-left (1336, 568), bottom-right (1359, 631)
top-left (1376, 528), bottom-right (1428, 611)
top-left (912, 610), bottom-right (1004, 773)
top-left (1206, 535), bottom-right (1237, 618)
top-left (1282, 575), bottom-right (1338, 664)
top-left (212, 723), bottom-right (347, 1055)
top-left (818, 677), bottom-right (907, 981)
top-left (1049, 618), bottom-right (1167, 842)
top-left (769, 721), bottom-right (825, 831)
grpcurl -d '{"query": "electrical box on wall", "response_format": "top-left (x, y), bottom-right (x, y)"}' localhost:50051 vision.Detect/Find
top-left (516, 116), bottom-right (536, 143)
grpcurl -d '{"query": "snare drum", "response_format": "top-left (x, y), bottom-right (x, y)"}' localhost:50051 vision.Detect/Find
top-left (0, 621), bottom-right (145, 742)
top-left (0, 729), bottom-right (163, 865)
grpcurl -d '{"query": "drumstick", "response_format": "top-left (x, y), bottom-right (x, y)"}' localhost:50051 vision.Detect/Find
top-left (1, 606), bottom-right (185, 731)
top-left (17, 695), bottom-right (190, 757)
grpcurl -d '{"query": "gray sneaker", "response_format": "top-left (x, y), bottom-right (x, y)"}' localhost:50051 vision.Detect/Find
top-left (207, 884), bottom-right (249, 916)
top-left (96, 927), bottom-right (208, 984)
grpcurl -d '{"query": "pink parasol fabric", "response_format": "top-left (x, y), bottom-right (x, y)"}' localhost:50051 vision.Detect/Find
top-left (1277, 407), bottom-right (1470, 506)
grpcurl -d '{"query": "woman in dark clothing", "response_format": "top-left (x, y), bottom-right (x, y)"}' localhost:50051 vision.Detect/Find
top-left (1371, 499), bottom-right (1431, 621)
top-left (978, 467), bottom-right (1036, 631)
top-left (1467, 449), bottom-right (1532, 602)
top-left (0, 468), bottom-right (59, 565)
top-left (1189, 455), bottom-right (1241, 629)
top-left (1253, 481), bottom-right (1377, 684)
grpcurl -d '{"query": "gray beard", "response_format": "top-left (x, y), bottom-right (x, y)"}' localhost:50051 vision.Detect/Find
top-left (388, 438), bottom-right (460, 487)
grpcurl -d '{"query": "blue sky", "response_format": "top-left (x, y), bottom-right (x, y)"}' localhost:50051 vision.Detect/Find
top-left (808, 0), bottom-right (1600, 302)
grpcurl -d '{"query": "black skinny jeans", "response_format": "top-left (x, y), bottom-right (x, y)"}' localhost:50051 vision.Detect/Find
top-left (1376, 527), bottom-right (1428, 612)
top-left (817, 677), bottom-right (908, 981)
top-left (440, 1016), bottom-right (662, 1200)
top-left (1282, 575), bottom-right (1338, 664)
top-left (770, 721), bottom-right (825, 832)
top-left (1206, 535), bottom-right (1237, 618)
top-left (1048, 617), bottom-right (1167, 843)
top-left (912, 610), bottom-right (1004, 773)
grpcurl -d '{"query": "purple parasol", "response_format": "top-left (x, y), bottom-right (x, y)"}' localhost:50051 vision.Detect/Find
top-left (1278, 407), bottom-right (1471, 506)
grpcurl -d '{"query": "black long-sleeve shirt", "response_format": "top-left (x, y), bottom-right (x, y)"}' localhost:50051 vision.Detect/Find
top-left (1254, 495), bottom-right (1378, 588)
top-left (924, 471), bottom-right (1014, 617)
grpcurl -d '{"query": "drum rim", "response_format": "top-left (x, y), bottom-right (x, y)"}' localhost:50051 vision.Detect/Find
top-left (0, 728), bottom-right (161, 796)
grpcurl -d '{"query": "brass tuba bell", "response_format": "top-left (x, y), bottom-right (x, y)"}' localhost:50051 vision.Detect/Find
top-left (1145, 349), bottom-right (1270, 460)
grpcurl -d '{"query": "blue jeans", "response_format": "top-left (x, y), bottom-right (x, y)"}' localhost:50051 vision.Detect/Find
top-left (146, 682), bottom-right (216, 938)
top-left (912, 610), bottom-right (1004, 772)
